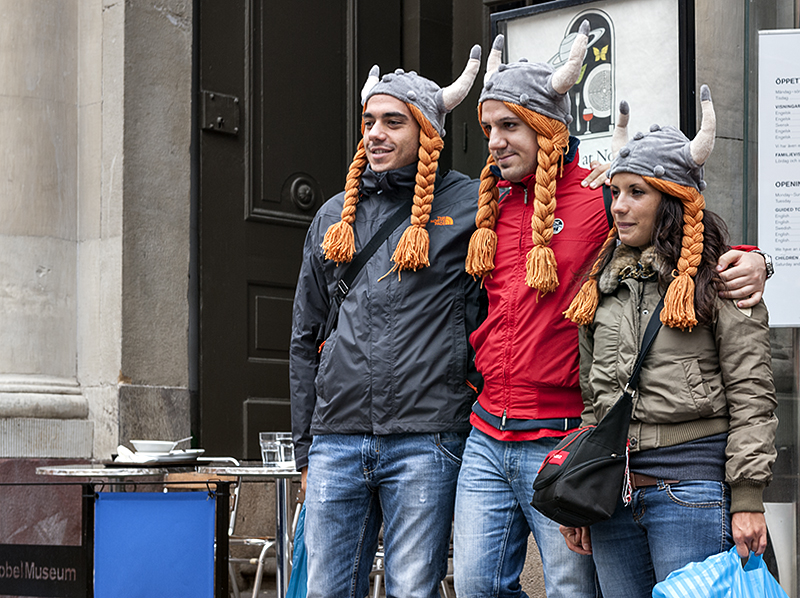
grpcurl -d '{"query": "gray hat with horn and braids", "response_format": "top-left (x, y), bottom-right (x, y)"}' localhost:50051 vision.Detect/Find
top-left (322, 45), bottom-right (482, 273)
top-left (465, 22), bottom-right (590, 293)
top-left (608, 85), bottom-right (716, 192)
top-left (599, 84), bottom-right (717, 331)
top-left (478, 20), bottom-right (591, 124)
top-left (362, 44), bottom-right (482, 137)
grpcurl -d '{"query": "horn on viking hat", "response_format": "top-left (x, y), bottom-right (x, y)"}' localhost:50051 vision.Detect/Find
top-left (442, 45), bottom-right (482, 111)
top-left (611, 100), bottom-right (630, 155)
top-left (689, 84), bottom-right (716, 166)
top-left (484, 34), bottom-right (505, 85)
top-left (551, 20), bottom-right (590, 94)
top-left (360, 65), bottom-right (380, 104)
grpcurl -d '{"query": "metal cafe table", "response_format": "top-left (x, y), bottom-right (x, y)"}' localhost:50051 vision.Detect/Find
top-left (36, 461), bottom-right (302, 598)
top-left (197, 464), bottom-right (301, 598)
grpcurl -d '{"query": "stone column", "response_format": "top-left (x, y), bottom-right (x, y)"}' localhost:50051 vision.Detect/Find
top-left (0, 1), bottom-right (92, 457)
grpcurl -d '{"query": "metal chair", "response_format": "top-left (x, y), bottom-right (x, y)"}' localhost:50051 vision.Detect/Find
top-left (371, 539), bottom-right (454, 598)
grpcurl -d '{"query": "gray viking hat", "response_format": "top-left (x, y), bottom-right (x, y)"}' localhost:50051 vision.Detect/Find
top-left (361, 45), bottom-right (482, 137)
top-left (478, 20), bottom-right (590, 124)
top-left (608, 85), bottom-right (716, 191)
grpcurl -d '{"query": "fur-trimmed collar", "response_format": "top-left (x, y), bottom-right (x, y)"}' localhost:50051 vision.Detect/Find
top-left (598, 245), bottom-right (671, 294)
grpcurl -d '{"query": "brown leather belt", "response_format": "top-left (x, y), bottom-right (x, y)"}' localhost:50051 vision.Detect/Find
top-left (630, 473), bottom-right (680, 490)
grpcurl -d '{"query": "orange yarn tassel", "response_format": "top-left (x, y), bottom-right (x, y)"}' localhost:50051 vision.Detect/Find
top-left (466, 227), bottom-right (498, 280)
top-left (526, 245), bottom-right (559, 294)
top-left (661, 271), bottom-right (698, 331)
top-left (321, 220), bottom-right (356, 264)
top-left (564, 279), bottom-right (600, 325)
top-left (391, 224), bottom-right (430, 272)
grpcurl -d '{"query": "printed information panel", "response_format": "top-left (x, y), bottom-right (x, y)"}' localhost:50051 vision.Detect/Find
top-left (0, 544), bottom-right (86, 598)
top-left (759, 29), bottom-right (800, 327)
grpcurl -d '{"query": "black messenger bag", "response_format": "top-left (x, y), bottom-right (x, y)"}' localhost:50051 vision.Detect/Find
top-left (531, 298), bottom-right (664, 528)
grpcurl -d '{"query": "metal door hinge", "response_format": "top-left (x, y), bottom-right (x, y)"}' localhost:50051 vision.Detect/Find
top-left (201, 90), bottom-right (240, 135)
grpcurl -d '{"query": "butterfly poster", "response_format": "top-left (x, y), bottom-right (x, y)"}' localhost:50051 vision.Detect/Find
top-left (491, 0), bottom-right (694, 169)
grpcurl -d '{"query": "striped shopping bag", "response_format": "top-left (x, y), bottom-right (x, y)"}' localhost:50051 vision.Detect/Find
top-left (653, 546), bottom-right (788, 598)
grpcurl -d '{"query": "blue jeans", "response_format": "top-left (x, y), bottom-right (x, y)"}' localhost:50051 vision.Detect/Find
top-left (453, 428), bottom-right (599, 598)
top-left (590, 480), bottom-right (733, 598)
top-left (304, 432), bottom-right (466, 598)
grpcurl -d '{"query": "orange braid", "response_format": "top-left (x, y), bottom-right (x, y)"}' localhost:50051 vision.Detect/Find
top-left (643, 177), bottom-right (705, 331)
top-left (322, 139), bottom-right (368, 264)
top-left (390, 103), bottom-right (443, 273)
top-left (465, 153), bottom-right (500, 280)
top-left (564, 226), bottom-right (619, 325)
top-left (506, 103), bottom-right (569, 294)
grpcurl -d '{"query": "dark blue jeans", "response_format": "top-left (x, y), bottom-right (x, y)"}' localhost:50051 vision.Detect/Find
top-left (453, 428), bottom-right (599, 598)
top-left (304, 432), bottom-right (466, 598)
top-left (590, 480), bottom-right (733, 598)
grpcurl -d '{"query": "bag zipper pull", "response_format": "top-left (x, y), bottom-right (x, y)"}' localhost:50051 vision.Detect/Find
top-left (500, 409), bottom-right (507, 430)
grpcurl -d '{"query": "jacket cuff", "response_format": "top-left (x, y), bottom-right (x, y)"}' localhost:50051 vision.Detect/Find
top-left (294, 447), bottom-right (309, 471)
top-left (730, 481), bottom-right (765, 513)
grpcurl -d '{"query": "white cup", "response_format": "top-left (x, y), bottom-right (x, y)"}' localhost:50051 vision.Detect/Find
top-left (259, 432), bottom-right (295, 469)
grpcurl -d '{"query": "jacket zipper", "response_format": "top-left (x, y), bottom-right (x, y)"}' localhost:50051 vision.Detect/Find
top-left (502, 181), bottom-right (529, 428)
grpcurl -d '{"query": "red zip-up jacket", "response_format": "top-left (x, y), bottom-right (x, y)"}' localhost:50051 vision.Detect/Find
top-left (470, 149), bottom-right (609, 442)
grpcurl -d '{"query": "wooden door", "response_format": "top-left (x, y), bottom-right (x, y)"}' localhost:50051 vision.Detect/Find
top-left (197, 1), bottom-right (486, 459)
top-left (197, 0), bottom-right (403, 459)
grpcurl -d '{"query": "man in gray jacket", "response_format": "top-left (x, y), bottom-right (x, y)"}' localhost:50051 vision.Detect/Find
top-left (289, 47), bottom-right (483, 598)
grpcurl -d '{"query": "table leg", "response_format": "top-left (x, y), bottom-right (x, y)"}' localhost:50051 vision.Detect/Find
top-left (82, 483), bottom-right (95, 598)
top-left (275, 478), bottom-right (292, 598)
top-left (215, 482), bottom-right (231, 598)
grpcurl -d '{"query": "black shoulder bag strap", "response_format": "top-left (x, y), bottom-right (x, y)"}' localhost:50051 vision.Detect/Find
top-left (587, 296), bottom-right (665, 472)
top-left (317, 197), bottom-right (414, 351)
top-left (602, 184), bottom-right (614, 230)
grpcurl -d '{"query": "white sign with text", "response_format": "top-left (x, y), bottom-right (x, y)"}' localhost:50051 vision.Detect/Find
top-left (759, 29), bottom-right (800, 327)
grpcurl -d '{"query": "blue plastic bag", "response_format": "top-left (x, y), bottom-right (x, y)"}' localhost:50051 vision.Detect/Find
top-left (652, 546), bottom-right (788, 598)
top-left (286, 503), bottom-right (308, 598)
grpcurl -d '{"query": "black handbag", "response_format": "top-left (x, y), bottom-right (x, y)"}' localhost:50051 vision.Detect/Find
top-left (531, 298), bottom-right (664, 528)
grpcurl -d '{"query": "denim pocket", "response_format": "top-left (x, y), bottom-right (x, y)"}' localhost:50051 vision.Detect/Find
top-left (664, 480), bottom-right (727, 509)
top-left (433, 432), bottom-right (467, 466)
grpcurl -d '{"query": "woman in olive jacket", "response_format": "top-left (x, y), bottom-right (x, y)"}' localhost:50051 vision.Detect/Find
top-left (560, 87), bottom-right (778, 598)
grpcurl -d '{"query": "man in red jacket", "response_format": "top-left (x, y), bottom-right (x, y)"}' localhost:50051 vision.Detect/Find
top-left (453, 25), bottom-right (769, 598)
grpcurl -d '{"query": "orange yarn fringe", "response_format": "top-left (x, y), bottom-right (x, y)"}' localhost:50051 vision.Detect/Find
top-left (465, 227), bottom-right (498, 280)
top-left (564, 279), bottom-right (600, 325)
top-left (564, 226), bottom-right (618, 325)
top-left (322, 105), bottom-right (444, 274)
top-left (321, 220), bottom-right (356, 264)
top-left (508, 103), bottom-right (568, 294)
top-left (391, 225), bottom-right (430, 272)
top-left (644, 177), bottom-right (705, 331)
top-left (390, 104), bottom-right (441, 273)
top-left (466, 155), bottom-right (500, 280)
top-left (525, 246), bottom-right (559, 293)
top-left (565, 176), bottom-right (705, 331)
top-left (322, 139), bottom-right (367, 264)
top-left (468, 103), bottom-right (568, 291)
top-left (661, 271), bottom-right (697, 330)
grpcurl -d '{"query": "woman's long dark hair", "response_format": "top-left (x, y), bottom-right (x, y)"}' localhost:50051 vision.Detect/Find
top-left (568, 191), bottom-right (730, 327)
top-left (652, 193), bottom-right (729, 325)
